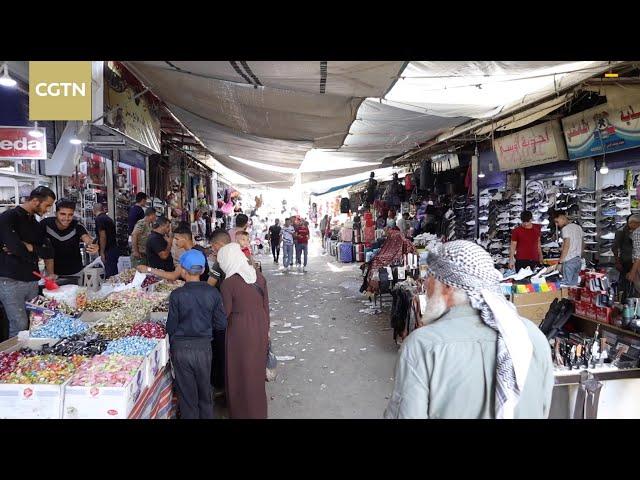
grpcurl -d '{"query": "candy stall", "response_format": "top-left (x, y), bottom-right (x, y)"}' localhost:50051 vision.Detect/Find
top-left (0, 268), bottom-right (180, 419)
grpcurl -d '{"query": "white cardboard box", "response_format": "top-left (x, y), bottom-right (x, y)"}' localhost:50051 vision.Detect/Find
top-left (140, 341), bottom-right (162, 388)
top-left (0, 380), bottom-right (71, 419)
top-left (62, 366), bottom-right (145, 419)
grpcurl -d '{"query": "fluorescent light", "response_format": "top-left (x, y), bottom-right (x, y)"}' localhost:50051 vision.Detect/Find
top-left (69, 137), bottom-right (82, 145)
top-left (0, 63), bottom-right (17, 88)
top-left (562, 175), bottom-right (577, 181)
top-left (478, 171), bottom-right (486, 178)
top-left (28, 122), bottom-right (44, 138)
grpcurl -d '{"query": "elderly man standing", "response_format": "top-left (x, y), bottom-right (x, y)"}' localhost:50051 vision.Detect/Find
top-left (616, 214), bottom-right (640, 299)
top-left (384, 240), bottom-right (554, 419)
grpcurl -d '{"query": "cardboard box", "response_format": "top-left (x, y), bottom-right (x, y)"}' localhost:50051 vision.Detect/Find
top-left (0, 380), bottom-right (71, 419)
top-left (513, 290), bottom-right (565, 324)
top-left (62, 366), bottom-right (145, 419)
top-left (141, 340), bottom-right (162, 388)
top-left (566, 287), bottom-right (583, 302)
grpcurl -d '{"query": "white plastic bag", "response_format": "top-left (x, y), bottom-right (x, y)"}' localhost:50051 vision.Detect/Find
top-left (43, 285), bottom-right (79, 309)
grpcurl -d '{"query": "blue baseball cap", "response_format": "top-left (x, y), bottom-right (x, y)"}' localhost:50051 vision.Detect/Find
top-left (180, 249), bottom-right (206, 274)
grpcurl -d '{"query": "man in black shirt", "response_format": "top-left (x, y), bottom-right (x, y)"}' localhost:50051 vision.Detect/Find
top-left (94, 203), bottom-right (119, 278)
top-left (0, 186), bottom-right (56, 338)
top-left (268, 219), bottom-right (282, 264)
top-left (137, 224), bottom-right (215, 286)
top-left (42, 199), bottom-right (99, 281)
top-left (128, 192), bottom-right (148, 235)
top-left (146, 216), bottom-right (175, 272)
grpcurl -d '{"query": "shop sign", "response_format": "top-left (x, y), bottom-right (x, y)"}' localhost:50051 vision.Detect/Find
top-left (493, 120), bottom-right (568, 171)
top-left (0, 126), bottom-right (47, 160)
top-left (104, 62), bottom-right (161, 154)
top-left (561, 98), bottom-right (640, 160)
top-left (29, 61), bottom-right (93, 121)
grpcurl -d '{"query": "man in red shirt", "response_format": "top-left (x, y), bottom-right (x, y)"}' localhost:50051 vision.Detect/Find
top-left (295, 220), bottom-right (310, 273)
top-left (509, 211), bottom-right (543, 271)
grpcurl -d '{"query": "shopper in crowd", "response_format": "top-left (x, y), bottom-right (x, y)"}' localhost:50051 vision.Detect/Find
top-left (552, 211), bottom-right (584, 286)
top-left (94, 203), bottom-right (119, 278)
top-left (0, 186), bottom-right (56, 338)
top-left (146, 216), bottom-right (175, 272)
top-left (229, 213), bottom-right (248, 242)
top-left (627, 214), bottom-right (640, 293)
top-left (282, 217), bottom-right (295, 270)
top-left (319, 215), bottom-right (329, 242)
top-left (295, 220), bottom-right (310, 273)
top-left (397, 212), bottom-right (410, 237)
top-left (128, 192), bottom-right (148, 236)
top-left (42, 199), bottom-right (99, 282)
top-left (235, 230), bottom-right (253, 260)
top-left (613, 215), bottom-right (640, 298)
top-left (218, 242), bottom-right (270, 419)
top-left (130, 207), bottom-right (157, 268)
top-left (268, 219), bottom-right (282, 264)
top-left (167, 249), bottom-right (227, 419)
top-left (384, 240), bottom-right (554, 419)
top-left (137, 225), bottom-right (216, 285)
top-left (509, 211), bottom-right (543, 271)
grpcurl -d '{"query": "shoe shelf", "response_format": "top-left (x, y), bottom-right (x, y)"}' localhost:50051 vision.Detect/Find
top-left (572, 313), bottom-right (640, 339)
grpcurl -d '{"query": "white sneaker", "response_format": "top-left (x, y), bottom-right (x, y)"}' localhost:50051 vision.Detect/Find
top-left (582, 221), bottom-right (597, 228)
top-left (601, 232), bottom-right (615, 240)
top-left (600, 250), bottom-right (615, 257)
top-left (617, 209), bottom-right (631, 216)
top-left (542, 242), bottom-right (560, 248)
top-left (582, 206), bottom-right (598, 212)
top-left (303, 268), bottom-right (308, 272)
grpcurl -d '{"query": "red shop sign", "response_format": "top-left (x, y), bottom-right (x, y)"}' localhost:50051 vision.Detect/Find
top-left (0, 126), bottom-right (47, 160)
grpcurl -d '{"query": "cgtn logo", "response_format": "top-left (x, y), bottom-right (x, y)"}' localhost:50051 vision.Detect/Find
top-left (0, 127), bottom-right (47, 160)
top-left (35, 82), bottom-right (87, 97)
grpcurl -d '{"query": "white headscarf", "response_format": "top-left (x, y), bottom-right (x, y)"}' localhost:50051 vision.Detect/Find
top-left (217, 242), bottom-right (257, 285)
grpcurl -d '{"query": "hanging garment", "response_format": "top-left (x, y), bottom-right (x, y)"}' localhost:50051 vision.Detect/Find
top-left (340, 197), bottom-right (350, 213)
top-left (404, 174), bottom-right (413, 191)
top-left (420, 160), bottom-right (432, 191)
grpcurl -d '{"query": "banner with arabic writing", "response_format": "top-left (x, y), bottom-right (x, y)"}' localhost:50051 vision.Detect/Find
top-left (562, 99), bottom-right (640, 161)
top-left (493, 120), bottom-right (568, 171)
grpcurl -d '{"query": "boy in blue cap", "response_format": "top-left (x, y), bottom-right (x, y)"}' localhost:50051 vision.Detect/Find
top-left (167, 249), bottom-right (227, 419)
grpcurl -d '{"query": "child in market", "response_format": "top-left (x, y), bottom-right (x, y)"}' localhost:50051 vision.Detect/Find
top-left (235, 230), bottom-right (252, 259)
top-left (167, 249), bottom-right (227, 419)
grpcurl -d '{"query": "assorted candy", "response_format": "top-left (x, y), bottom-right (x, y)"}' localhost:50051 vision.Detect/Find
top-left (89, 322), bottom-right (133, 340)
top-left (155, 281), bottom-right (184, 293)
top-left (0, 351), bottom-right (22, 380)
top-left (152, 299), bottom-right (169, 313)
top-left (70, 355), bottom-right (142, 387)
top-left (27, 295), bottom-right (83, 317)
top-left (105, 268), bottom-right (137, 285)
top-left (104, 336), bottom-right (158, 357)
top-left (30, 314), bottom-right (88, 339)
top-left (39, 333), bottom-right (110, 357)
top-left (83, 298), bottom-right (123, 312)
top-left (141, 275), bottom-right (161, 289)
top-left (129, 322), bottom-right (166, 339)
top-left (0, 354), bottom-right (82, 384)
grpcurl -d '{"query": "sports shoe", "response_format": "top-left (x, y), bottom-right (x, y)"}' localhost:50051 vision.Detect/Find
top-left (584, 249), bottom-right (598, 253)
top-left (540, 219), bottom-right (550, 225)
top-left (478, 215), bottom-right (488, 221)
top-left (303, 268), bottom-right (308, 272)
top-left (601, 232), bottom-right (615, 240)
top-left (617, 209), bottom-right (631, 216)
top-left (582, 221), bottom-right (597, 228)
top-left (581, 206), bottom-right (597, 212)
top-left (600, 250), bottom-right (615, 257)
top-left (602, 209), bottom-right (617, 216)
top-left (616, 201), bottom-right (630, 208)
top-left (584, 240), bottom-right (598, 245)
top-left (583, 232), bottom-right (597, 237)
top-left (581, 215), bottom-right (596, 220)
top-left (542, 241), bottom-right (559, 248)
top-left (479, 226), bottom-right (489, 234)
top-left (511, 193), bottom-right (523, 199)
top-left (580, 198), bottom-right (597, 203)
top-left (466, 220), bottom-right (476, 225)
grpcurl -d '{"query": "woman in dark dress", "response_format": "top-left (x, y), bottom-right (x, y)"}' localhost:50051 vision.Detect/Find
top-left (217, 242), bottom-right (269, 419)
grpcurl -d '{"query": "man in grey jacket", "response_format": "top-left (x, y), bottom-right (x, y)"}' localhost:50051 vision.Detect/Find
top-left (384, 240), bottom-right (554, 419)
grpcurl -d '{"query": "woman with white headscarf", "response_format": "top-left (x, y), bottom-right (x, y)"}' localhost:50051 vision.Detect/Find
top-left (217, 242), bottom-right (269, 419)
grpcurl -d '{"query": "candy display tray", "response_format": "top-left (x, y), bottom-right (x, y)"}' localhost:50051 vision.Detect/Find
top-left (63, 365), bottom-right (145, 419)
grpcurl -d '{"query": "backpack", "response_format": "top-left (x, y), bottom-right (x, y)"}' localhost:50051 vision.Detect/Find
top-left (539, 298), bottom-right (575, 340)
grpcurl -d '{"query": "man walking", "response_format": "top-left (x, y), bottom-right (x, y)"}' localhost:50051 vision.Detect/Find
top-left (552, 211), bottom-right (584, 286)
top-left (295, 220), bottom-right (310, 273)
top-left (268, 219), bottom-right (282, 264)
top-left (0, 186), bottom-right (56, 338)
top-left (128, 192), bottom-right (148, 236)
top-left (384, 240), bottom-right (554, 419)
top-left (282, 218), bottom-right (295, 271)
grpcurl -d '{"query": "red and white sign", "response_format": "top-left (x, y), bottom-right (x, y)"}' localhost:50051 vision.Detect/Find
top-left (0, 126), bottom-right (47, 160)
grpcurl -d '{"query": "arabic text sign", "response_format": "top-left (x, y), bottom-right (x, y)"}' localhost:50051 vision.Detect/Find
top-left (562, 98), bottom-right (640, 160)
top-left (0, 127), bottom-right (47, 160)
top-left (493, 120), bottom-right (567, 171)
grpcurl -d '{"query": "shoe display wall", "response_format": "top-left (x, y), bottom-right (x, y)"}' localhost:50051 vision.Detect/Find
top-left (597, 184), bottom-right (631, 265)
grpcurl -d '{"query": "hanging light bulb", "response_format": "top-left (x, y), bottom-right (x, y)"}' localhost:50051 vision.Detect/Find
top-left (28, 121), bottom-right (44, 138)
top-left (599, 159), bottom-right (609, 175)
top-left (0, 63), bottom-right (17, 88)
top-left (475, 144), bottom-right (485, 178)
top-left (69, 121), bottom-right (84, 145)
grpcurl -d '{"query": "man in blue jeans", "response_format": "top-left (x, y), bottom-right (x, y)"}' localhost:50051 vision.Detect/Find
top-left (0, 186), bottom-right (56, 338)
top-left (282, 218), bottom-right (295, 270)
top-left (553, 211), bottom-right (584, 286)
top-left (94, 203), bottom-right (120, 278)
